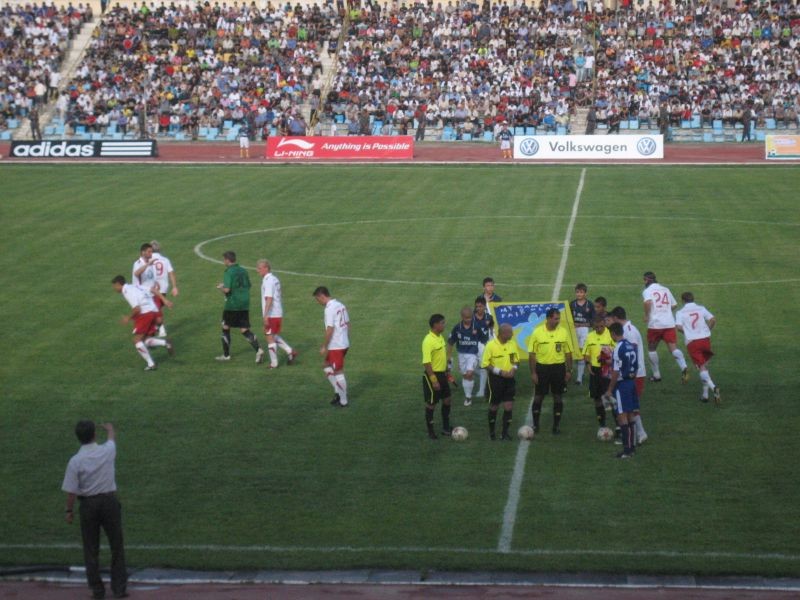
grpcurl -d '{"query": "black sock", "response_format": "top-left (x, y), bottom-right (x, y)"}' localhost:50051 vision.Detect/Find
top-left (532, 399), bottom-right (542, 429)
top-left (221, 329), bottom-right (231, 356)
top-left (425, 407), bottom-right (435, 435)
top-left (595, 402), bottom-right (606, 427)
top-left (488, 409), bottom-right (497, 437)
top-left (441, 403), bottom-right (451, 430)
top-left (242, 330), bottom-right (260, 351)
top-left (621, 423), bottom-right (632, 454)
top-left (502, 409), bottom-right (512, 437)
top-left (553, 397), bottom-right (564, 429)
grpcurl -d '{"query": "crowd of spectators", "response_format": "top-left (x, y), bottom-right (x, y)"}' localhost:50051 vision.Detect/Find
top-left (325, 0), bottom-right (598, 137)
top-left (588, 0), bottom-right (800, 130)
top-left (0, 2), bottom-right (91, 131)
top-left (62, 1), bottom-right (336, 137)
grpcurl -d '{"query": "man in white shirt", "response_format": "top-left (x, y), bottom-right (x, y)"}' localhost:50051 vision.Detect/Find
top-left (675, 291), bottom-right (720, 404)
top-left (642, 271), bottom-right (688, 383)
top-left (610, 306), bottom-right (649, 445)
top-left (62, 421), bottom-right (128, 599)
top-left (313, 286), bottom-right (350, 407)
top-left (112, 275), bottom-right (173, 370)
top-left (256, 259), bottom-right (296, 368)
top-left (149, 240), bottom-right (179, 337)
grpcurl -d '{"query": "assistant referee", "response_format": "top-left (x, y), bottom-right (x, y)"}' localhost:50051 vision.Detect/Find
top-left (481, 323), bottom-right (519, 440)
top-left (528, 308), bottom-right (573, 434)
top-left (422, 314), bottom-right (452, 439)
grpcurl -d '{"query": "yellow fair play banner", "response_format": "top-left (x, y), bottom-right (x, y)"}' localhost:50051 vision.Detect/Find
top-left (489, 301), bottom-right (581, 360)
top-left (765, 135), bottom-right (800, 160)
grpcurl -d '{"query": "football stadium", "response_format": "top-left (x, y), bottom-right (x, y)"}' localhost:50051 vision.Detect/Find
top-left (1, 0), bottom-right (799, 598)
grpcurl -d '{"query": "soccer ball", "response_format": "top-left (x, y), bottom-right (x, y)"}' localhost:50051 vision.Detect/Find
top-left (596, 427), bottom-right (614, 442)
top-left (517, 425), bottom-right (535, 441)
top-left (451, 426), bottom-right (468, 442)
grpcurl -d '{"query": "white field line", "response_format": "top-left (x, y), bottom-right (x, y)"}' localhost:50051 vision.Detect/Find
top-left (1, 542), bottom-right (798, 562)
top-left (193, 215), bottom-right (799, 289)
top-left (496, 168), bottom-right (587, 554)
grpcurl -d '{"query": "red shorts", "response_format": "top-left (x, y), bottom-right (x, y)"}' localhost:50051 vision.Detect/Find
top-left (687, 338), bottom-right (714, 367)
top-left (647, 327), bottom-right (677, 345)
top-left (153, 294), bottom-right (164, 317)
top-left (133, 311), bottom-right (158, 336)
top-left (325, 348), bottom-right (348, 371)
top-left (264, 317), bottom-right (282, 335)
top-left (635, 376), bottom-right (645, 399)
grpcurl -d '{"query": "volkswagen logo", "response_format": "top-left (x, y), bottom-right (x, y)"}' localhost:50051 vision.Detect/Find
top-left (519, 138), bottom-right (539, 156)
top-left (636, 137), bottom-right (657, 156)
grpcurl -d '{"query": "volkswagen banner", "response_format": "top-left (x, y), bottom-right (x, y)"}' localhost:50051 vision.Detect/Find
top-left (266, 136), bottom-right (414, 160)
top-left (514, 134), bottom-right (663, 160)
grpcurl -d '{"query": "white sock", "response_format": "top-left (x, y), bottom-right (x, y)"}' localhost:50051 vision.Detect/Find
top-left (701, 384), bottom-right (709, 399)
top-left (334, 373), bottom-right (348, 405)
top-left (632, 414), bottom-right (646, 438)
top-left (700, 370), bottom-right (715, 390)
top-left (158, 324), bottom-right (167, 337)
top-left (478, 368), bottom-right (487, 396)
top-left (576, 361), bottom-right (585, 382)
top-left (268, 343), bottom-right (278, 367)
top-left (275, 335), bottom-right (293, 355)
top-left (145, 338), bottom-right (167, 347)
top-left (462, 378), bottom-right (474, 398)
top-left (672, 348), bottom-right (688, 370)
top-left (135, 341), bottom-right (155, 366)
top-left (648, 351), bottom-right (661, 378)
top-left (325, 367), bottom-right (337, 390)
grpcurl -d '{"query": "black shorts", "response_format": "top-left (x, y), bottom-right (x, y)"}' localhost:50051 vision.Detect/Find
top-left (588, 365), bottom-right (610, 400)
top-left (422, 372), bottom-right (451, 405)
top-left (222, 310), bottom-right (251, 329)
top-left (535, 363), bottom-right (567, 397)
top-left (488, 373), bottom-right (516, 405)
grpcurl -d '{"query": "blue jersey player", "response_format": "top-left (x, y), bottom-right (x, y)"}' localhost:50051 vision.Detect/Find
top-left (604, 322), bottom-right (640, 459)
top-left (447, 306), bottom-right (488, 406)
top-left (472, 297), bottom-right (495, 398)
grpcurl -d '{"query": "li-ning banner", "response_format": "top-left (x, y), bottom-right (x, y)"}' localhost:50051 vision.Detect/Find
top-left (10, 140), bottom-right (157, 158)
top-left (266, 136), bottom-right (414, 160)
top-left (513, 134), bottom-right (664, 160)
top-left (489, 301), bottom-right (581, 360)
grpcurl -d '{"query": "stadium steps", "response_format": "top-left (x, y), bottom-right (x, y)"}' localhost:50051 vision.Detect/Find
top-left (299, 40), bottom-right (339, 125)
top-left (20, 16), bottom-right (98, 139)
top-left (571, 107), bottom-right (589, 135)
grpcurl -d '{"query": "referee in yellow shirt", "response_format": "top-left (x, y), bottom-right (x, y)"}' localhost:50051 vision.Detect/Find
top-left (528, 308), bottom-right (573, 434)
top-left (481, 323), bottom-right (519, 440)
top-left (422, 314), bottom-right (452, 439)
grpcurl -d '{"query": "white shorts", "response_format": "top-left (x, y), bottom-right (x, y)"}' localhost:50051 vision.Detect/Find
top-left (458, 353), bottom-right (479, 374)
top-left (239, 136), bottom-right (250, 149)
top-left (500, 140), bottom-right (511, 150)
top-left (576, 327), bottom-right (589, 352)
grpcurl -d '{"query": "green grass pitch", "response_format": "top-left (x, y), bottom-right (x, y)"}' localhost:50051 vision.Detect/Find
top-left (1, 164), bottom-right (799, 577)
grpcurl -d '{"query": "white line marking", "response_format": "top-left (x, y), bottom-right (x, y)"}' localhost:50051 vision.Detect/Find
top-left (194, 216), bottom-right (799, 288)
top-left (497, 168), bottom-right (587, 554)
top-left (1, 543), bottom-right (797, 562)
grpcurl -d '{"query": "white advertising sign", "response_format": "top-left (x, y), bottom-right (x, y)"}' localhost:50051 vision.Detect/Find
top-left (513, 134), bottom-right (663, 160)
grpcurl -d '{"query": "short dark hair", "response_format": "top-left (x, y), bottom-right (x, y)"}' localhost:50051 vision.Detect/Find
top-left (474, 297), bottom-right (487, 306)
top-left (592, 316), bottom-right (606, 326)
top-left (111, 275), bottom-right (126, 285)
top-left (594, 296), bottom-right (607, 308)
top-left (429, 313), bottom-right (445, 328)
top-left (312, 286), bottom-right (330, 297)
top-left (223, 251), bottom-right (237, 263)
top-left (608, 322), bottom-right (624, 337)
top-left (75, 420), bottom-right (96, 445)
top-left (681, 291), bottom-right (694, 303)
top-left (546, 307), bottom-right (560, 319)
top-left (574, 283), bottom-right (587, 292)
top-left (482, 277), bottom-right (495, 286)
top-left (140, 242), bottom-right (152, 253)
top-left (643, 271), bottom-right (657, 283)
top-left (610, 306), bottom-right (627, 320)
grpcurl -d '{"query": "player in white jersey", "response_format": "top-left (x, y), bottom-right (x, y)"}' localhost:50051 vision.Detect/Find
top-left (610, 306), bottom-right (648, 445)
top-left (641, 271), bottom-right (688, 383)
top-left (675, 292), bottom-right (720, 404)
top-left (313, 286), bottom-right (350, 407)
top-left (256, 259), bottom-right (297, 368)
top-left (131, 242), bottom-right (167, 335)
top-left (149, 240), bottom-right (179, 337)
top-left (112, 275), bottom-right (173, 370)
